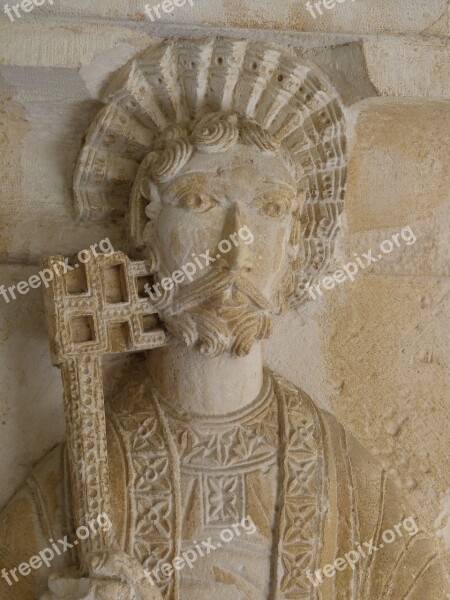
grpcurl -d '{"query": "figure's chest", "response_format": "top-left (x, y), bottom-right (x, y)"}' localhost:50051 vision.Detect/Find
top-left (110, 376), bottom-right (325, 600)
top-left (112, 386), bottom-right (280, 595)
top-left (171, 403), bottom-right (279, 533)
top-left (173, 415), bottom-right (280, 598)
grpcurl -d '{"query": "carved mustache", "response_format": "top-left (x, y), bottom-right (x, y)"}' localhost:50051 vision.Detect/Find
top-left (164, 268), bottom-right (271, 316)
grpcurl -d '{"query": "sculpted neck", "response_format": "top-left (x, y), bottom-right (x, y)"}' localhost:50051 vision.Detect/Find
top-left (146, 342), bottom-right (264, 416)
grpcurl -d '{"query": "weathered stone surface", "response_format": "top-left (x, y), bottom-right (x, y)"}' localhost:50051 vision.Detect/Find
top-left (14, 0), bottom-right (450, 36)
top-left (0, 14), bottom-right (448, 600)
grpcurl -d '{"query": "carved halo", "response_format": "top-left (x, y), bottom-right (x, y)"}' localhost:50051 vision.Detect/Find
top-left (73, 37), bottom-right (347, 307)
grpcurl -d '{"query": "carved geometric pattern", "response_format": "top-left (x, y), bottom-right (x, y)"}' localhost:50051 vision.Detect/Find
top-left (110, 369), bottom-right (325, 600)
top-left (42, 252), bottom-right (166, 365)
top-left (61, 355), bottom-right (114, 560)
top-left (203, 474), bottom-right (244, 527)
top-left (111, 400), bottom-right (181, 600)
top-left (163, 372), bottom-right (278, 473)
top-left (41, 251), bottom-right (168, 568)
top-left (272, 374), bottom-right (325, 600)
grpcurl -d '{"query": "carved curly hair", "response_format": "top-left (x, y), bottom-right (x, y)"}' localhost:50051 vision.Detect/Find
top-left (128, 110), bottom-right (302, 309)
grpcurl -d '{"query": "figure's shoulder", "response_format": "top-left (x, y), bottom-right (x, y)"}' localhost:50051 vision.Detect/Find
top-left (268, 369), bottom-right (448, 599)
top-left (269, 369), bottom-right (414, 509)
top-left (269, 369), bottom-right (378, 459)
top-left (269, 370), bottom-right (351, 430)
top-left (0, 445), bottom-right (73, 599)
top-left (0, 444), bottom-right (69, 542)
top-left (269, 370), bottom-right (378, 489)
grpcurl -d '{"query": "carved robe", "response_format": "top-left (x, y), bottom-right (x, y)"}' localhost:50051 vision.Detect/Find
top-left (0, 369), bottom-right (446, 599)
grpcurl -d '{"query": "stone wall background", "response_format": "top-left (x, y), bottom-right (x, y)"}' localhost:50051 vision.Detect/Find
top-left (0, 0), bottom-right (449, 568)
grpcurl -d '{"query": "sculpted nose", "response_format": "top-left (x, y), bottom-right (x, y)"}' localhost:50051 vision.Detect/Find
top-left (217, 203), bottom-right (253, 272)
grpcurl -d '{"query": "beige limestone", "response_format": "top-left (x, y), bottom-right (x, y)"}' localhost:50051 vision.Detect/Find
top-left (0, 1), bottom-right (449, 596)
top-left (7, 0), bottom-right (450, 36)
top-left (0, 37), bottom-right (448, 599)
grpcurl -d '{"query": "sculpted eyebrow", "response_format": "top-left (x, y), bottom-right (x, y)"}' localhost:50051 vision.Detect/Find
top-left (162, 180), bottom-right (223, 203)
top-left (163, 172), bottom-right (214, 191)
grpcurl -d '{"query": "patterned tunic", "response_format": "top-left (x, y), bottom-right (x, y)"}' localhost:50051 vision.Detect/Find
top-left (0, 369), bottom-right (447, 599)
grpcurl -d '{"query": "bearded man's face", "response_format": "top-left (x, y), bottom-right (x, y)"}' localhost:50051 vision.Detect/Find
top-left (144, 144), bottom-right (298, 357)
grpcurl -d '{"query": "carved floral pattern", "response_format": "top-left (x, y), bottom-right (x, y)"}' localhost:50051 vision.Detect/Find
top-left (273, 374), bottom-right (325, 600)
top-left (204, 474), bottom-right (242, 525)
top-left (163, 376), bottom-right (278, 472)
top-left (111, 406), bottom-right (179, 600)
top-left (111, 370), bottom-right (325, 600)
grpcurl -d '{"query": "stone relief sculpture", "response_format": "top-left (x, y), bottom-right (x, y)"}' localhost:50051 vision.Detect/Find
top-left (0, 37), bottom-right (447, 599)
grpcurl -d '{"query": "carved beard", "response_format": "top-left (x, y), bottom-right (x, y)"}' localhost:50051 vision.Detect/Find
top-left (159, 269), bottom-right (274, 358)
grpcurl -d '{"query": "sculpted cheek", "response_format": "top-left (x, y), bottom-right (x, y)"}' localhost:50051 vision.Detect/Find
top-left (253, 225), bottom-right (291, 296)
top-left (155, 214), bottom-right (214, 274)
top-left (169, 230), bottom-right (184, 261)
top-left (273, 226), bottom-right (291, 269)
top-left (158, 229), bottom-right (189, 273)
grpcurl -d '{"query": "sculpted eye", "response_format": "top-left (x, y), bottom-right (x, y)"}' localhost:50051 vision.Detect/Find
top-left (178, 191), bottom-right (218, 213)
top-left (258, 193), bottom-right (292, 218)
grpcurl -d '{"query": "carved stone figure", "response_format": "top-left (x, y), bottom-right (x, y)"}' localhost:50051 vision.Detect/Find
top-left (0, 38), bottom-right (447, 599)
